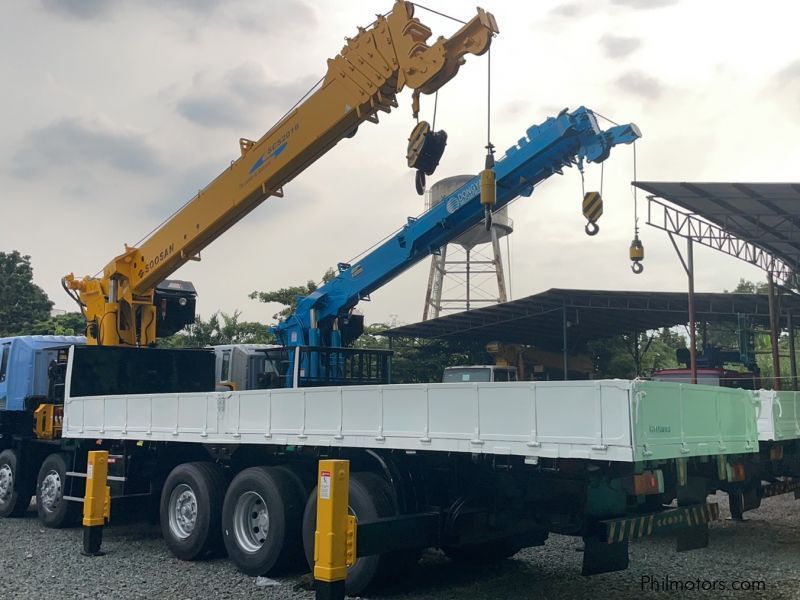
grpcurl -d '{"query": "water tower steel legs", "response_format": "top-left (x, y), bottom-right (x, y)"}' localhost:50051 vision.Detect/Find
top-left (422, 224), bottom-right (510, 320)
top-left (491, 225), bottom-right (508, 303)
top-left (466, 248), bottom-right (471, 311)
top-left (424, 245), bottom-right (448, 321)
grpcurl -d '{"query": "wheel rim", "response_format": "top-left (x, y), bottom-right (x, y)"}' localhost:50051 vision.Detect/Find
top-left (233, 491), bottom-right (269, 553)
top-left (169, 484), bottom-right (198, 539)
top-left (0, 464), bottom-right (13, 505)
top-left (40, 470), bottom-right (62, 513)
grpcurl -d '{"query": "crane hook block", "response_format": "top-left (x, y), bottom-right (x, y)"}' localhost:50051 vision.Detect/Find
top-left (480, 168), bottom-right (496, 206)
top-left (630, 236), bottom-right (644, 274)
top-left (407, 121), bottom-right (448, 195)
top-left (480, 167), bottom-right (496, 231)
top-left (582, 191), bottom-right (603, 236)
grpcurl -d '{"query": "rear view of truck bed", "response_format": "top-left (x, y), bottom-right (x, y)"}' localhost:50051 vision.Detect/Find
top-left (756, 390), bottom-right (800, 441)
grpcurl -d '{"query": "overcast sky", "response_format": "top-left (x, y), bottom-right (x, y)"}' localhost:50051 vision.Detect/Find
top-left (2, 0), bottom-right (799, 329)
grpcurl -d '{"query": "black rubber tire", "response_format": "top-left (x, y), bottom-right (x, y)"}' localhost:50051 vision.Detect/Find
top-left (272, 464), bottom-right (310, 568)
top-left (222, 466), bottom-right (305, 576)
top-left (0, 449), bottom-right (34, 518)
top-left (36, 453), bottom-right (80, 528)
top-left (443, 537), bottom-right (521, 564)
top-left (302, 471), bottom-right (398, 596)
top-left (159, 462), bottom-right (226, 561)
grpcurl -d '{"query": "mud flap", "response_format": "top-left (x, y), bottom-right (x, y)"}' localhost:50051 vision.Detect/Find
top-left (582, 538), bottom-right (629, 576)
top-left (728, 487), bottom-right (761, 521)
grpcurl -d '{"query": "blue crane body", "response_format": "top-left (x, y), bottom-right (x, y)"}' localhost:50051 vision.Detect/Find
top-left (273, 107), bottom-right (641, 365)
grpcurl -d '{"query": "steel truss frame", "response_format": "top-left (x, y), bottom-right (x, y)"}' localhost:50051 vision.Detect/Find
top-left (646, 197), bottom-right (797, 286)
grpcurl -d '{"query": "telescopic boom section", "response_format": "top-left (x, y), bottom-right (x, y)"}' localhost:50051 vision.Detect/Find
top-left (273, 107), bottom-right (642, 349)
top-left (63, 1), bottom-right (499, 347)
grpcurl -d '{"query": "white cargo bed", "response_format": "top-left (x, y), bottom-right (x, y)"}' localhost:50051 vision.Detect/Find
top-left (756, 390), bottom-right (800, 441)
top-left (63, 378), bottom-right (759, 463)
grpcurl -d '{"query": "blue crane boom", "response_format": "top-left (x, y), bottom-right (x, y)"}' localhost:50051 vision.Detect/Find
top-left (272, 107), bottom-right (640, 378)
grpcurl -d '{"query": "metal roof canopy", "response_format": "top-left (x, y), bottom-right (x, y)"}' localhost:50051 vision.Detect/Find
top-left (385, 288), bottom-right (800, 351)
top-left (634, 181), bottom-right (800, 388)
top-left (635, 182), bottom-right (800, 284)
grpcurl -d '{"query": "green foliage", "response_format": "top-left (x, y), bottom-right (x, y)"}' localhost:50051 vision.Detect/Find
top-left (392, 338), bottom-right (487, 383)
top-left (726, 278), bottom-right (768, 294)
top-left (352, 323), bottom-right (391, 350)
top-left (354, 324), bottom-right (486, 383)
top-left (0, 251), bottom-right (53, 337)
top-left (159, 311), bottom-right (272, 347)
top-left (589, 328), bottom-right (685, 379)
top-left (249, 268), bottom-right (336, 321)
top-left (591, 278), bottom-right (776, 379)
top-left (30, 312), bottom-right (86, 336)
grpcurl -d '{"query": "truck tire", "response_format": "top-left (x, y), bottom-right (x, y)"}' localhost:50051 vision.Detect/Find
top-left (222, 466), bottom-right (305, 576)
top-left (272, 464), bottom-right (310, 567)
top-left (36, 453), bottom-right (80, 528)
top-left (302, 471), bottom-right (397, 596)
top-left (0, 449), bottom-right (34, 518)
top-left (443, 537), bottom-right (521, 564)
top-left (160, 462), bottom-right (226, 560)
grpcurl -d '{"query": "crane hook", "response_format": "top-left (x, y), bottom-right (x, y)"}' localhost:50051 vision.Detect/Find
top-left (629, 235), bottom-right (644, 274)
top-left (582, 191), bottom-right (602, 236)
top-left (415, 170), bottom-right (426, 196)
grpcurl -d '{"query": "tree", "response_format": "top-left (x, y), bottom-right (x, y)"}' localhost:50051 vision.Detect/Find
top-left (0, 251), bottom-right (53, 336)
top-left (354, 324), bottom-right (486, 383)
top-left (30, 312), bottom-right (86, 336)
top-left (726, 278), bottom-right (768, 294)
top-left (249, 268), bottom-right (336, 321)
top-left (392, 337), bottom-right (486, 383)
top-left (588, 328), bottom-right (685, 379)
top-left (159, 311), bottom-right (273, 347)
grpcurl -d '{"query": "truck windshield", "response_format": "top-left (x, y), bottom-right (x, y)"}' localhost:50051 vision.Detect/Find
top-left (443, 368), bottom-right (492, 383)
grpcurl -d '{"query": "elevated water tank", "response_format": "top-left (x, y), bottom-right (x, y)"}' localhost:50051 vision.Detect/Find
top-left (424, 175), bottom-right (513, 250)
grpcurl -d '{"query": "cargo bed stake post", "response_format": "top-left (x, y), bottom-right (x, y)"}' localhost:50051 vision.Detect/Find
top-left (676, 457), bottom-right (688, 488)
top-left (314, 459), bottom-right (355, 600)
top-left (81, 450), bottom-right (110, 556)
top-left (717, 455), bottom-right (727, 480)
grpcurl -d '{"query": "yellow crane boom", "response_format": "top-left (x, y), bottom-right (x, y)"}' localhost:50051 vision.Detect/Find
top-left (63, 1), bottom-right (498, 346)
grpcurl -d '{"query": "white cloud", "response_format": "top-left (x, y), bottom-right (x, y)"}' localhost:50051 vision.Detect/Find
top-left (600, 34), bottom-right (642, 59)
top-left (615, 71), bottom-right (665, 100)
top-left (176, 63), bottom-right (319, 128)
top-left (40, 0), bottom-right (115, 20)
top-left (610, 0), bottom-right (679, 8)
top-left (12, 117), bottom-right (163, 178)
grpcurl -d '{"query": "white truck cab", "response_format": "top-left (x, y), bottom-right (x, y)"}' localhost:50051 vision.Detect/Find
top-left (442, 365), bottom-right (518, 383)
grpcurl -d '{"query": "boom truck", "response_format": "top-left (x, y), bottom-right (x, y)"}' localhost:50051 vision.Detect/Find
top-left (8, 100), bottom-right (767, 595)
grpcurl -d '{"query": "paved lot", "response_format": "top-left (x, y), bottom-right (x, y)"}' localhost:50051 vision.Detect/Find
top-left (1, 492), bottom-right (798, 599)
